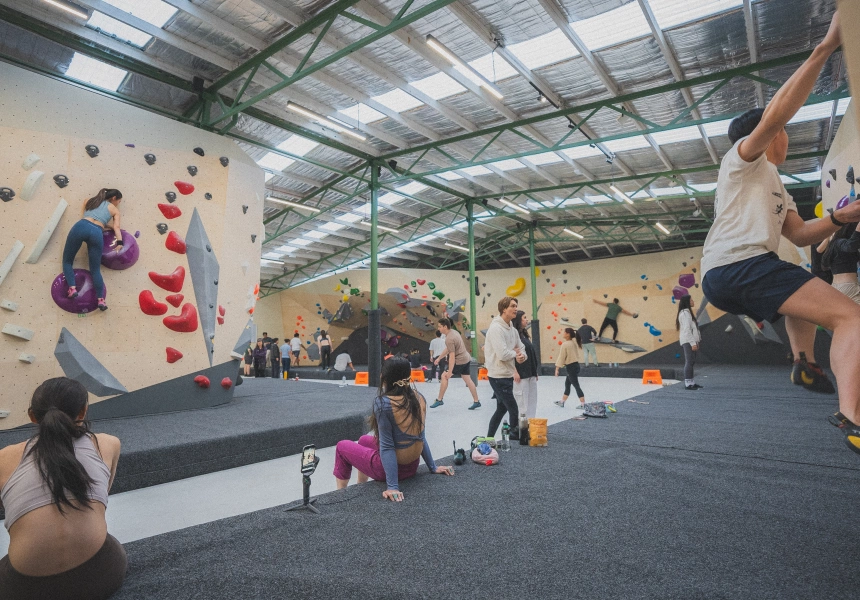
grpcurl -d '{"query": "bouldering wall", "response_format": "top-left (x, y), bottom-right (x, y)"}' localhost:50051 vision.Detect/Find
top-left (0, 62), bottom-right (263, 428)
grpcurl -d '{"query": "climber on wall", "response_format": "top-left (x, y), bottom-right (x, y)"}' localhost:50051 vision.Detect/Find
top-left (62, 188), bottom-right (123, 311)
top-left (592, 297), bottom-right (638, 343)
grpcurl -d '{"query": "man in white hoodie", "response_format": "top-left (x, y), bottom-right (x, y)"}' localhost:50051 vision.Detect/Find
top-left (485, 296), bottom-right (527, 439)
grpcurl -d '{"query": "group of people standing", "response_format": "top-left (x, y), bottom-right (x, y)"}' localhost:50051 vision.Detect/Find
top-left (243, 332), bottom-right (302, 378)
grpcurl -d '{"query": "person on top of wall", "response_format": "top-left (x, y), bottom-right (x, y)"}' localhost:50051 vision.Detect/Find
top-left (0, 378), bottom-right (126, 600)
top-left (699, 12), bottom-right (860, 455)
top-left (243, 343), bottom-right (253, 377)
top-left (252, 339), bottom-right (267, 378)
top-left (269, 338), bottom-right (281, 379)
top-left (592, 297), bottom-right (638, 343)
top-left (428, 330), bottom-right (447, 382)
top-left (555, 328), bottom-right (585, 409)
top-left (578, 318), bottom-right (599, 367)
top-left (512, 309), bottom-right (539, 424)
top-left (332, 358), bottom-right (454, 502)
top-left (62, 188), bottom-right (123, 312)
top-left (318, 330), bottom-right (333, 370)
top-left (676, 295), bottom-right (702, 391)
top-left (431, 318), bottom-right (481, 410)
top-left (290, 332), bottom-right (302, 367)
top-left (279, 338), bottom-right (292, 378)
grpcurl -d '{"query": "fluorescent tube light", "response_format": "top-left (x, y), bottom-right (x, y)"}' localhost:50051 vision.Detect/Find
top-left (610, 185), bottom-right (634, 205)
top-left (426, 35), bottom-right (504, 100)
top-left (266, 197), bottom-right (321, 213)
top-left (500, 198), bottom-right (530, 214)
top-left (261, 258), bottom-right (285, 265)
top-left (563, 228), bottom-right (584, 239)
top-left (359, 221), bottom-right (399, 233)
top-left (43, 0), bottom-right (88, 18)
top-left (655, 222), bottom-right (671, 235)
top-left (444, 242), bottom-right (470, 252)
top-left (286, 102), bottom-right (366, 141)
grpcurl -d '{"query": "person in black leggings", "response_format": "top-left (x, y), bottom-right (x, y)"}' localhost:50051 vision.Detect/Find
top-left (318, 330), bottom-right (332, 370)
top-left (554, 328), bottom-right (585, 409)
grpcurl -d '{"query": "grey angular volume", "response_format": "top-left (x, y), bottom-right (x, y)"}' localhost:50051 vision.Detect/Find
top-left (54, 328), bottom-right (127, 396)
top-left (232, 318), bottom-right (257, 355)
top-left (186, 209), bottom-right (219, 365)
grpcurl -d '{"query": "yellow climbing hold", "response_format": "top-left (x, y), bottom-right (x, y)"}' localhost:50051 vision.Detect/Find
top-left (506, 277), bottom-right (526, 297)
top-left (534, 267), bottom-right (540, 278)
top-left (814, 201), bottom-right (823, 219)
top-left (342, 294), bottom-right (350, 302)
top-left (335, 284), bottom-right (341, 291)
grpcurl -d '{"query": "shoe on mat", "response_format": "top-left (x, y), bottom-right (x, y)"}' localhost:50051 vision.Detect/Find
top-left (67, 286), bottom-right (78, 299)
top-left (692, 384), bottom-right (703, 389)
top-left (790, 352), bottom-right (835, 394)
top-left (554, 400), bottom-right (565, 407)
top-left (430, 400), bottom-right (444, 408)
top-left (845, 426), bottom-right (860, 455)
top-left (467, 402), bottom-right (481, 410)
top-left (97, 298), bottom-right (107, 311)
top-left (685, 385), bottom-right (698, 390)
top-left (829, 411), bottom-right (854, 429)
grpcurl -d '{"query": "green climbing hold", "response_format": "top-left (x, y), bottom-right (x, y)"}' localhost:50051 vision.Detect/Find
top-left (427, 282), bottom-right (436, 290)
top-left (340, 278), bottom-right (350, 286)
top-left (350, 288), bottom-right (360, 296)
top-left (432, 290), bottom-right (445, 300)
top-left (410, 281), bottom-right (416, 288)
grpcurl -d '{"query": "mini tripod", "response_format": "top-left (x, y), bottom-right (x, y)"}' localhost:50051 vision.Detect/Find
top-left (285, 456), bottom-right (321, 515)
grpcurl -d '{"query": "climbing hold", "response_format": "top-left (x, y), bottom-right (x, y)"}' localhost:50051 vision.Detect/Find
top-left (214, 279), bottom-right (218, 285)
top-left (174, 181), bottom-right (195, 195)
top-left (432, 290), bottom-right (445, 300)
top-left (53, 174), bottom-right (69, 188)
top-left (643, 296), bottom-right (648, 301)
top-left (672, 286), bottom-right (688, 300)
top-left (157, 223), bottom-right (168, 235)
top-left (22, 153), bottom-right (40, 170)
top-left (166, 231), bottom-right (187, 254)
top-left (220, 157), bottom-right (229, 167)
top-left (165, 191), bottom-right (177, 203)
top-left (21, 171), bottom-right (44, 201)
top-left (85, 144), bottom-right (99, 158)
top-left (149, 266), bottom-right (185, 293)
top-left (194, 374), bottom-right (210, 388)
top-left (165, 293), bottom-right (184, 308)
top-left (403, 284), bottom-right (409, 290)
top-left (242, 205), bottom-right (248, 214)
top-left (125, 143), bottom-right (135, 148)
top-left (26, 199), bottom-right (68, 264)
top-left (221, 377), bottom-right (232, 390)
top-left (410, 281), bottom-right (417, 287)
top-left (691, 268), bottom-right (697, 274)
top-left (218, 305), bottom-right (225, 317)
top-left (185, 208), bottom-right (220, 366)
top-left (340, 278), bottom-right (350, 286)
top-left (678, 273), bottom-right (695, 288)
top-left (0, 187), bottom-right (15, 202)
top-left (603, 294), bottom-right (607, 298)
top-left (836, 195), bottom-right (851, 211)
top-left (829, 168), bottom-right (837, 180)
top-left (19, 354), bottom-right (35, 364)
top-left (193, 147), bottom-right (205, 157)
top-left (640, 274), bottom-right (647, 279)
top-left (1, 299), bottom-right (17, 311)
top-left (251, 234), bottom-right (257, 243)
top-left (139, 290), bottom-right (168, 316)
top-left (342, 295), bottom-right (350, 302)
top-left (642, 285), bottom-right (647, 290)
top-left (648, 325), bottom-right (661, 336)
top-left (427, 282), bottom-right (436, 290)
top-left (417, 279), bottom-right (426, 285)
top-left (846, 166), bottom-right (854, 184)
top-left (166, 347), bottom-right (183, 363)
top-left (101, 230), bottom-right (139, 270)
top-left (187, 166), bottom-right (198, 177)
top-left (164, 303), bottom-right (198, 333)
top-left (158, 204), bottom-right (182, 219)
top-left (506, 277), bottom-right (526, 297)
top-left (144, 153), bottom-right (156, 165)
top-left (217, 316), bottom-right (224, 325)
top-left (656, 284), bottom-right (662, 290)
top-left (725, 325), bottom-right (733, 333)
top-left (350, 287), bottom-right (359, 295)
top-left (205, 245), bottom-right (211, 252)
top-left (50, 270), bottom-right (104, 314)
top-left (1, 323), bottom-right (34, 341)
top-left (54, 328), bottom-right (127, 396)
top-left (825, 181), bottom-right (831, 189)
top-left (204, 193), bottom-right (212, 200)
top-left (576, 286), bottom-right (580, 290)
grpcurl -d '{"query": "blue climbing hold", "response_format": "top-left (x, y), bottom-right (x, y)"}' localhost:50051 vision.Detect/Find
top-left (648, 325), bottom-right (661, 336)
top-left (656, 284), bottom-right (663, 290)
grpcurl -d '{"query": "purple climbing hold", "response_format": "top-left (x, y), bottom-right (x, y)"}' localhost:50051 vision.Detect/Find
top-left (134, 231), bottom-right (140, 238)
top-left (826, 180), bottom-right (831, 188)
top-left (51, 269), bottom-right (105, 314)
top-left (678, 273), bottom-right (695, 288)
top-left (125, 144), bottom-right (135, 148)
top-left (836, 195), bottom-right (851, 211)
top-left (387, 336), bottom-right (399, 348)
top-left (101, 230), bottom-right (140, 270)
top-left (672, 286), bottom-right (688, 300)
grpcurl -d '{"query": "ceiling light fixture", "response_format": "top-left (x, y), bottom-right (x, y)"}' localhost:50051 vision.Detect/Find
top-left (285, 101), bottom-right (367, 141)
top-left (266, 196), bottom-right (321, 213)
top-left (444, 242), bottom-right (470, 252)
top-left (500, 198), bottom-right (530, 214)
top-left (563, 228), bottom-right (584, 239)
top-left (43, 0), bottom-right (88, 19)
top-left (426, 35), bottom-right (504, 100)
top-left (610, 185), bottom-right (634, 205)
top-left (359, 220), bottom-right (399, 233)
top-left (655, 222), bottom-right (671, 235)
top-left (261, 258), bottom-right (285, 265)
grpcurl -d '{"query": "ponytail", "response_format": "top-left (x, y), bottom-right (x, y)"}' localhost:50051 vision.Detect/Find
top-left (26, 378), bottom-right (95, 513)
top-left (84, 188), bottom-right (122, 212)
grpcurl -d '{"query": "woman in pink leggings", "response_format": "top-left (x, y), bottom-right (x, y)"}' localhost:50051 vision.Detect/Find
top-left (333, 358), bottom-right (454, 502)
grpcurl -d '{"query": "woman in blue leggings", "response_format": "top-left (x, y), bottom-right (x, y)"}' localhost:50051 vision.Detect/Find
top-left (62, 188), bottom-right (123, 311)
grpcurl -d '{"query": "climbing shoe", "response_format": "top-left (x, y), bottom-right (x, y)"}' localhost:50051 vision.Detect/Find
top-left (828, 411), bottom-right (854, 429)
top-left (430, 400), bottom-right (443, 408)
top-left (790, 352), bottom-right (835, 394)
top-left (67, 286), bottom-right (78, 299)
top-left (845, 426), bottom-right (860, 456)
top-left (97, 298), bottom-right (108, 311)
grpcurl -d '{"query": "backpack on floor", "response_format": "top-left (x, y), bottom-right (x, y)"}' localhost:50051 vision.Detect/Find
top-left (583, 402), bottom-right (607, 418)
top-left (471, 442), bottom-right (499, 465)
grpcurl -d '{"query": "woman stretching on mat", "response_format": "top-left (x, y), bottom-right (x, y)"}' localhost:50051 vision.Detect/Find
top-left (554, 328), bottom-right (585, 409)
top-left (333, 357), bottom-right (453, 502)
top-left (0, 378), bottom-right (125, 600)
top-left (700, 12), bottom-right (860, 454)
top-left (676, 295), bottom-right (702, 391)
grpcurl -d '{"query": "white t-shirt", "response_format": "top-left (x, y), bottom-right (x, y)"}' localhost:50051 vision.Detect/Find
top-left (290, 337), bottom-right (301, 351)
top-left (701, 137), bottom-right (796, 277)
top-left (333, 353), bottom-right (352, 371)
top-left (428, 335), bottom-right (446, 359)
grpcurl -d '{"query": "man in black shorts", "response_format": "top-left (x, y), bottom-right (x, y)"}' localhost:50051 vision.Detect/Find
top-left (431, 318), bottom-right (481, 410)
top-left (700, 12), bottom-right (860, 455)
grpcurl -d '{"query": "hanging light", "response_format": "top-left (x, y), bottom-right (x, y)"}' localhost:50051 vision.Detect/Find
top-left (610, 185), bottom-right (634, 205)
top-left (266, 197), bottom-right (321, 213)
top-left (444, 242), bottom-right (470, 252)
top-left (359, 221), bottom-right (399, 233)
top-left (563, 228), bottom-right (584, 239)
top-left (285, 102), bottom-right (366, 141)
top-left (426, 35), bottom-right (504, 100)
top-left (500, 198), bottom-right (529, 214)
top-left (655, 222), bottom-right (671, 235)
top-left (43, 0), bottom-right (88, 19)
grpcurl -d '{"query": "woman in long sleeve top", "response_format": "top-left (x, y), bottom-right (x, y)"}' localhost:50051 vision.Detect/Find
top-left (554, 328), bottom-right (585, 408)
top-left (676, 295), bottom-right (702, 390)
top-left (512, 310), bottom-right (539, 421)
top-left (333, 358), bottom-right (453, 502)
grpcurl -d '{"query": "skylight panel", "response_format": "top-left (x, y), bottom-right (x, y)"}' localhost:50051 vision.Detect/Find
top-left (256, 152), bottom-right (294, 172)
top-left (836, 98), bottom-right (850, 116)
top-left (372, 88), bottom-right (423, 113)
top-left (649, 125), bottom-right (702, 145)
top-left (335, 212), bottom-right (363, 223)
top-left (459, 165), bottom-right (493, 176)
top-left (103, 0), bottom-right (177, 27)
top-left (378, 193), bottom-right (404, 206)
top-left (489, 159), bottom-right (527, 171)
top-left (396, 182), bottom-right (427, 195)
top-left (509, 29), bottom-right (579, 70)
top-left (65, 53), bottom-right (127, 91)
top-left (648, 0), bottom-right (742, 30)
top-left (468, 53), bottom-right (517, 82)
top-left (587, 194), bottom-right (613, 203)
top-left (437, 171), bottom-right (463, 180)
top-left (410, 72), bottom-right (466, 100)
top-left (558, 197), bottom-right (586, 206)
top-left (701, 118), bottom-right (731, 137)
top-left (87, 12), bottom-right (152, 47)
top-left (651, 186), bottom-right (687, 196)
top-left (436, 227), bottom-right (457, 236)
top-left (338, 103), bottom-right (386, 124)
top-left (788, 101), bottom-right (836, 124)
top-left (264, 172), bottom-right (274, 182)
top-left (562, 144), bottom-right (604, 160)
top-left (276, 135), bottom-right (318, 156)
top-left (319, 222), bottom-right (345, 232)
top-left (276, 245), bottom-right (298, 253)
top-left (304, 230), bottom-right (328, 240)
top-left (262, 252), bottom-right (282, 260)
top-left (290, 238), bottom-right (313, 247)
top-left (351, 202), bottom-right (372, 215)
top-left (570, 2), bottom-right (651, 51)
top-left (690, 182), bottom-right (718, 192)
top-left (523, 152), bottom-right (564, 166)
top-left (603, 135), bottom-right (651, 152)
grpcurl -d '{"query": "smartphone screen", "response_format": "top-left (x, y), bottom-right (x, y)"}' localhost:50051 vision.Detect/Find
top-left (301, 445), bottom-right (316, 473)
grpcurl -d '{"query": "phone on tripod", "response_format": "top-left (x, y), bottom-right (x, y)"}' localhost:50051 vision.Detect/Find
top-left (301, 445), bottom-right (316, 475)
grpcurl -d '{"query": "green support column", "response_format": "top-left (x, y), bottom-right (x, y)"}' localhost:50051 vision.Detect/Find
top-left (467, 200), bottom-right (478, 358)
top-left (529, 225), bottom-right (538, 320)
top-left (368, 161), bottom-right (381, 387)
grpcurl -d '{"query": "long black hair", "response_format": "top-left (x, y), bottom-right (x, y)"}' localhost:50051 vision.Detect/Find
top-left (512, 310), bottom-right (529, 340)
top-left (84, 188), bottom-right (122, 212)
top-left (564, 327), bottom-right (582, 348)
top-left (675, 295), bottom-right (697, 330)
top-left (26, 378), bottom-right (96, 514)
top-left (821, 221), bottom-right (859, 270)
top-left (368, 358), bottom-right (424, 435)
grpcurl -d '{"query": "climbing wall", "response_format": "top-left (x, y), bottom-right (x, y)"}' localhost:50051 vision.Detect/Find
top-left (0, 63), bottom-right (263, 428)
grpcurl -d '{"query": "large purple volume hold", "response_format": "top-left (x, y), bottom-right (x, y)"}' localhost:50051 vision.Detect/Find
top-left (51, 269), bottom-right (106, 313)
top-left (101, 229), bottom-right (140, 270)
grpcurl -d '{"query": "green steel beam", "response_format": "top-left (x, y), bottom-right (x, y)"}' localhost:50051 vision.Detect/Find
top-left (467, 200), bottom-right (478, 357)
top-left (370, 161), bottom-right (379, 310)
top-left (529, 225), bottom-right (538, 321)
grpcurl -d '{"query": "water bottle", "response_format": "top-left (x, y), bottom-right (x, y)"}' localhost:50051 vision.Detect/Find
top-left (340, 376), bottom-right (347, 388)
top-left (519, 412), bottom-right (529, 446)
top-left (500, 421), bottom-right (510, 452)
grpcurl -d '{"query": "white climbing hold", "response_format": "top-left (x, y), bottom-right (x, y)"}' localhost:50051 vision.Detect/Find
top-left (26, 199), bottom-right (68, 264)
top-left (725, 325), bottom-right (733, 333)
top-left (0, 241), bottom-right (25, 290)
top-left (2, 323), bottom-right (34, 341)
top-left (22, 153), bottom-right (40, 170)
top-left (1, 299), bottom-right (17, 311)
top-left (18, 354), bottom-right (35, 364)
top-left (20, 170), bottom-right (44, 201)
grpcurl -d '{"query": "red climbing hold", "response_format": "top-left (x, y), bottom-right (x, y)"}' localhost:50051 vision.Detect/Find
top-left (174, 181), bottom-right (195, 195)
top-left (149, 266), bottom-right (185, 293)
top-left (163, 303), bottom-right (198, 333)
top-left (253, 283), bottom-right (260, 295)
top-left (194, 375), bottom-right (210, 388)
top-left (417, 279), bottom-right (426, 285)
top-left (165, 231), bottom-right (186, 254)
top-left (139, 290), bottom-right (168, 316)
top-left (248, 307), bottom-right (255, 315)
top-left (165, 293), bottom-right (184, 308)
top-left (166, 347), bottom-right (183, 363)
top-left (220, 377), bottom-right (233, 390)
top-left (218, 305), bottom-right (225, 317)
top-left (158, 204), bottom-right (182, 219)
top-left (217, 316), bottom-right (224, 325)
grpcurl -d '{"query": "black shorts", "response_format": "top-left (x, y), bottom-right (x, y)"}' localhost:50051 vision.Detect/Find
top-left (451, 362), bottom-right (471, 376)
top-left (703, 252), bottom-right (814, 323)
top-left (292, 350), bottom-right (300, 358)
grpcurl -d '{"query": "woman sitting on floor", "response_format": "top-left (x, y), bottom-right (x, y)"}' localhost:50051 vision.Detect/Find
top-left (333, 358), bottom-right (454, 502)
top-left (0, 377), bottom-right (125, 600)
